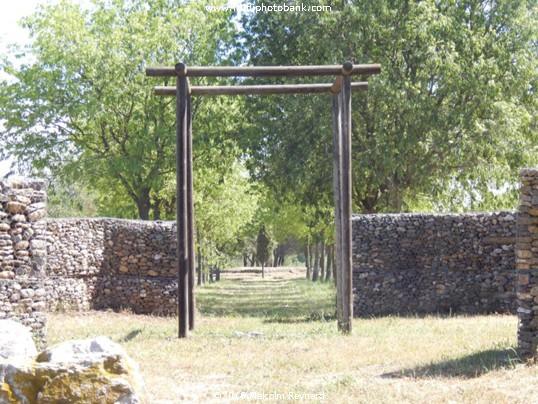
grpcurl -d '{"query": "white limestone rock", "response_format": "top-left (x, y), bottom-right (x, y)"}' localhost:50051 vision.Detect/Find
top-left (0, 320), bottom-right (37, 360)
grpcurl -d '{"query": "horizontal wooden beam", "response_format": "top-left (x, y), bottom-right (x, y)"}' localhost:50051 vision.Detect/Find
top-left (146, 64), bottom-right (381, 78)
top-left (154, 82), bottom-right (368, 96)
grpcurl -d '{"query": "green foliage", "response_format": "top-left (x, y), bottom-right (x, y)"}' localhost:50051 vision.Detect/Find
top-left (47, 179), bottom-right (99, 218)
top-left (0, 0), bottom-right (239, 219)
top-left (195, 159), bottom-right (260, 269)
top-left (240, 0), bottom-right (538, 213)
top-left (256, 225), bottom-right (272, 267)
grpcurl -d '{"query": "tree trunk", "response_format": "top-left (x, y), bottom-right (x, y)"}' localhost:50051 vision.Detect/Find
top-left (196, 230), bottom-right (203, 286)
top-left (325, 244), bottom-right (332, 282)
top-left (305, 243), bottom-right (311, 280)
top-left (243, 254), bottom-right (248, 267)
top-left (262, 263), bottom-right (265, 279)
top-left (320, 237), bottom-right (326, 281)
top-left (163, 197), bottom-right (176, 218)
top-left (135, 190), bottom-right (151, 220)
top-left (332, 245), bottom-right (337, 285)
top-left (312, 242), bottom-right (320, 282)
top-left (197, 245), bottom-right (203, 286)
top-left (152, 200), bottom-right (161, 221)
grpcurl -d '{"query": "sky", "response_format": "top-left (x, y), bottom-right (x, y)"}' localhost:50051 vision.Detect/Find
top-left (0, 1), bottom-right (43, 47)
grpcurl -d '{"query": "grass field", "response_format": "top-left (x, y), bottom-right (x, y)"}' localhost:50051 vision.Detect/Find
top-left (46, 267), bottom-right (538, 403)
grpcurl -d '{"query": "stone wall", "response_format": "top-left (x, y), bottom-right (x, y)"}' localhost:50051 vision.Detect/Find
top-left (91, 276), bottom-right (178, 315)
top-left (7, 178), bottom-right (537, 354)
top-left (0, 279), bottom-right (47, 337)
top-left (46, 218), bottom-right (178, 315)
top-left (0, 180), bottom-right (48, 342)
top-left (40, 202), bottom-right (525, 321)
top-left (516, 169), bottom-right (538, 357)
top-left (1, 181), bottom-right (180, 337)
top-left (353, 212), bottom-right (517, 316)
top-left (47, 219), bottom-right (105, 277)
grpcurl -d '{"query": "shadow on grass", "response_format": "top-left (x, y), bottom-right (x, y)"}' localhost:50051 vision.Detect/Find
top-left (381, 348), bottom-right (522, 379)
top-left (263, 311), bottom-right (336, 324)
top-left (355, 310), bottom-right (515, 320)
top-left (196, 277), bottom-right (336, 322)
top-left (120, 329), bottom-right (142, 342)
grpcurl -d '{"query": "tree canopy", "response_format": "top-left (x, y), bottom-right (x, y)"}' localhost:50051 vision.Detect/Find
top-left (1, 0), bottom-right (537, 271)
top-left (240, 0), bottom-right (538, 213)
top-left (0, 0), bottom-right (239, 219)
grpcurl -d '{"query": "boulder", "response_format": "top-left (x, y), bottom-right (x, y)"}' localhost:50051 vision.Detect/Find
top-left (0, 336), bottom-right (145, 404)
top-left (0, 320), bottom-right (37, 360)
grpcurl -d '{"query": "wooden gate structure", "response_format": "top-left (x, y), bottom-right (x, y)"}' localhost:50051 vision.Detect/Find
top-left (146, 62), bottom-right (381, 337)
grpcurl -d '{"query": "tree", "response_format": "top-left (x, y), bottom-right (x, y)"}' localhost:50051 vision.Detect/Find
top-left (0, 0), bottom-right (238, 219)
top-left (256, 225), bottom-right (271, 279)
top-left (47, 178), bottom-right (99, 218)
top-left (193, 159), bottom-right (260, 285)
top-left (240, 0), bottom-right (538, 214)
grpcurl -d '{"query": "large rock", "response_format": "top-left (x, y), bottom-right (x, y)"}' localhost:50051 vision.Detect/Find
top-left (0, 320), bottom-right (37, 360)
top-left (0, 336), bottom-right (145, 404)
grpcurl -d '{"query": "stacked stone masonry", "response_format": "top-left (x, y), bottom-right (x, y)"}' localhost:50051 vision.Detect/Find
top-left (6, 177), bottom-right (538, 356)
top-left (516, 168), bottom-right (538, 357)
top-left (0, 180), bottom-right (48, 342)
top-left (353, 212), bottom-right (517, 316)
top-left (46, 218), bottom-right (178, 315)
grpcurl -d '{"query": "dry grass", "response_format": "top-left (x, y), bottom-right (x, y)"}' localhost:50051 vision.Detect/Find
top-left (46, 268), bottom-right (538, 403)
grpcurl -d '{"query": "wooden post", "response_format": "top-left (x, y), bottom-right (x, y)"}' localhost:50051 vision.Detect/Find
top-left (187, 89), bottom-right (195, 331)
top-left (341, 75), bottom-right (353, 333)
top-left (176, 63), bottom-right (189, 338)
top-left (332, 69), bottom-right (353, 334)
top-left (332, 88), bottom-right (344, 330)
top-left (144, 62), bottom-right (380, 338)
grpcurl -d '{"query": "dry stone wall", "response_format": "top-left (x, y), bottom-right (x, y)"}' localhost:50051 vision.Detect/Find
top-left (1, 180), bottom-right (180, 336)
top-left (46, 218), bottom-right (178, 315)
top-left (103, 219), bottom-right (177, 278)
top-left (0, 180), bottom-right (48, 342)
top-left (8, 178), bottom-right (538, 356)
top-left (0, 279), bottom-right (47, 340)
top-left (47, 219), bottom-right (105, 277)
top-left (91, 275), bottom-right (178, 315)
top-left (353, 212), bottom-right (517, 316)
top-left (516, 169), bottom-right (538, 357)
